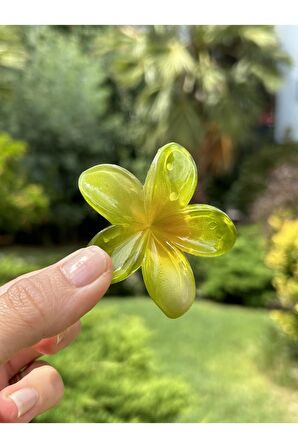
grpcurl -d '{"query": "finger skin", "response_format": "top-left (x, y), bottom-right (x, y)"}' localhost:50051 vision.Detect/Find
top-left (0, 361), bottom-right (64, 423)
top-left (0, 247), bottom-right (112, 363)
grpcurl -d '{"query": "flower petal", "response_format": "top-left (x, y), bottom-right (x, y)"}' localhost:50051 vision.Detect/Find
top-left (90, 225), bottom-right (147, 283)
top-left (142, 236), bottom-right (196, 318)
top-left (79, 164), bottom-right (145, 225)
top-left (162, 204), bottom-right (237, 256)
top-left (144, 142), bottom-right (198, 221)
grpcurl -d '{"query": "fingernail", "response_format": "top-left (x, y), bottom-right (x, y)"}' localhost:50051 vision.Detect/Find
top-left (56, 332), bottom-right (65, 345)
top-left (61, 246), bottom-right (109, 287)
top-left (56, 328), bottom-right (68, 345)
top-left (9, 388), bottom-right (39, 418)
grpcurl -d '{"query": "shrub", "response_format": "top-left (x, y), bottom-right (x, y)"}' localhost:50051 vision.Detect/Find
top-left (266, 216), bottom-right (298, 305)
top-left (36, 308), bottom-right (191, 423)
top-left (271, 311), bottom-right (298, 345)
top-left (266, 216), bottom-right (298, 344)
top-left (192, 225), bottom-right (275, 307)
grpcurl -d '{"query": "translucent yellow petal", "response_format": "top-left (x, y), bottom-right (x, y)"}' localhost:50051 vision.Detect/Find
top-left (90, 225), bottom-right (147, 283)
top-left (144, 142), bottom-right (198, 221)
top-left (79, 164), bottom-right (145, 225)
top-left (159, 204), bottom-right (237, 256)
top-left (142, 236), bottom-right (196, 318)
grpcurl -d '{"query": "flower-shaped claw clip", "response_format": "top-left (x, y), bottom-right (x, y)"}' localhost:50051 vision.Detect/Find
top-left (79, 142), bottom-right (237, 318)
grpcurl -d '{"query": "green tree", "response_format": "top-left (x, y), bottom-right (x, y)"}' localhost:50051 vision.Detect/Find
top-left (95, 25), bottom-right (289, 195)
top-left (2, 26), bottom-right (121, 239)
top-left (0, 132), bottom-right (48, 237)
top-left (0, 25), bottom-right (26, 120)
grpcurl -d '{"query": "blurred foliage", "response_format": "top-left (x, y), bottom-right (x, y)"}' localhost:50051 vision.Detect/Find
top-left (228, 142), bottom-right (298, 219)
top-left (257, 316), bottom-right (298, 389)
top-left (0, 26), bottom-right (25, 69)
top-left (1, 26), bottom-right (122, 236)
top-left (0, 245), bottom-right (72, 285)
top-left (251, 157), bottom-right (298, 224)
top-left (271, 311), bottom-right (298, 346)
top-left (266, 215), bottom-right (298, 305)
top-left (0, 25), bottom-right (291, 239)
top-left (0, 254), bottom-right (39, 284)
top-left (266, 215), bottom-right (298, 345)
top-left (192, 226), bottom-right (274, 307)
top-left (94, 25), bottom-right (289, 189)
top-left (0, 132), bottom-right (48, 235)
top-left (36, 308), bottom-right (190, 423)
top-left (0, 26), bottom-right (26, 103)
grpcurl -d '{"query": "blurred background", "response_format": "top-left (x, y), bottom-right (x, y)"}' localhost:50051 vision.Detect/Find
top-left (0, 25), bottom-right (298, 422)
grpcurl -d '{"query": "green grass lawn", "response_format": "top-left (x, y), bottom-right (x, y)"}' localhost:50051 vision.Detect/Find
top-left (94, 297), bottom-right (298, 422)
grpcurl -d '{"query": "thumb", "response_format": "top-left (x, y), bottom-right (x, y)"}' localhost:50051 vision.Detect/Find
top-left (0, 246), bottom-right (112, 363)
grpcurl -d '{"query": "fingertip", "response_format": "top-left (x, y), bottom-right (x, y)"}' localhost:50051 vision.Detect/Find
top-left (61, 246), bottom-right (112, 288)
top-left (45, 366), bottom-right (64, 402)
top-left (0, 394), bottom-right (18, 422)
top-left (1, 363), bottom-right (64, 423)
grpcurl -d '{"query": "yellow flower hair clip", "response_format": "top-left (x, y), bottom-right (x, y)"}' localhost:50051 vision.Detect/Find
top-left (79, 142), bottom-right (237, 318)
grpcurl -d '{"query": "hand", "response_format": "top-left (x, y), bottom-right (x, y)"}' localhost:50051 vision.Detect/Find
top-left (0, 246), bottom-right (112, 422)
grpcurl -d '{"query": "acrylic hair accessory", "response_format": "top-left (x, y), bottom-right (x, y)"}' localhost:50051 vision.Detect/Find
top-left (79, 142), bottom-right (237, 318)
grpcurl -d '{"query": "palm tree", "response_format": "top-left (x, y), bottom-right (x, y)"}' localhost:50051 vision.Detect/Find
top-left (95, 25), bottom-right (289, 200)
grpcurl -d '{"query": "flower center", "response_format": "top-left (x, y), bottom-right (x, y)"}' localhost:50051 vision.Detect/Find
top-left (134, 209), bottom-right (186, 245)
